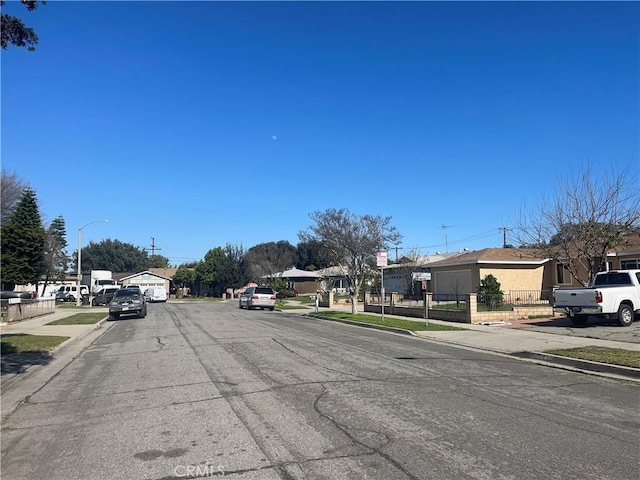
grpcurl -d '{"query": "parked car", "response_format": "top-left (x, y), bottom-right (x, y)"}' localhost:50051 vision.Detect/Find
top-left (92, 287), bottom-right (120, 306)
top-left (109, 288), bottom-right (147, 320)
top-left (553, 269), bottom-right (640, 327)
top-left (55, 285), bottom-right (89, 302)
top-left (144, 287), bottom-right (167, 303)
top-left (122, 285), bottom-right (143, 295)
top-left (239, 286), bottom-right (277, 310)
top-left (1, 291), bottom-right (34, 300)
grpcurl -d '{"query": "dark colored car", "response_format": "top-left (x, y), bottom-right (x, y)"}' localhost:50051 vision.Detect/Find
top-left (109, 288), bottom-right (147, 320)
top-left (92, 287), bottom-right (120, 306)
top-left (1, 291), bottom-right (34, 300)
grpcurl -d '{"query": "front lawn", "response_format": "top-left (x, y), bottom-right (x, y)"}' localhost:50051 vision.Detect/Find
top-left (545, 346), bottom-right (640, 369)
top-left (314, 311), bottom-right (467, 332)
top-left (46, 313), bottom-right (106, 325)
top-left (1, 334), bottom-right (70, 354)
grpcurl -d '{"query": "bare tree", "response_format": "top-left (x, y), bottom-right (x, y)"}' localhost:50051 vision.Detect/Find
top-left (299, 208), bottom-right (402, 314)
top-left (1, 169), bottom-right (30, 226)
top-left (514, 163), bottom-right (640, 286)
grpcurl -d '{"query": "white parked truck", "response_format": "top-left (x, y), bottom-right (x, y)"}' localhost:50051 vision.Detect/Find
top-left (553, 270), bottom-right (640, 327)
top-left (88, 270), bottom-right (118, 294)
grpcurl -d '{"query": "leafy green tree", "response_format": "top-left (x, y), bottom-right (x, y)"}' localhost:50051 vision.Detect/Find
top-left (216, 244), bottom-right (250, 292)
top-left (75, 239), bottom-right (148, 273)
top-left (173, 265), bottom-right (195, 298)
top-left (148, 254), bottom-right (170, 269)
top-left (299, 208), bottom-right (402, 314)
top-left (194, 244), bottom-right (249, 296)
top-left (0, 187), bottom-right (45, 289)
top-left (1, 1), bottom-right (45, 51)
top-left (194, 247), bottom-right (225, 296)
top-left (296, 239), bottom-right (331, 271)
top-left (477, 274), bottom-right (504, 307)
top-left (245, 241), bottom-right (297, 280)
top-left (41, 215), bottom-right (69, 295)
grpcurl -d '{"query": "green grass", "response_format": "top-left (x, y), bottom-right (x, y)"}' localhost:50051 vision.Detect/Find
top-left (1, 334), bottom-right (70, 354)
top-left (545, 346), bottom-right (640, 369)
top-left (292, 295), bottom-right (318, 305)
top-left (278, 302), bottom-right (311, 310)
top-left (46, 312), bottom-right (106, 325)
top-left (315, 311), bottom-right (467, 331)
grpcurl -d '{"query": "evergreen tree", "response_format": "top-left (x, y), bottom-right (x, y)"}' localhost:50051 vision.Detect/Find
top-left (41, 215), bottom-right (69, 295)
top-left (0, 187), bottom-right (45, 289)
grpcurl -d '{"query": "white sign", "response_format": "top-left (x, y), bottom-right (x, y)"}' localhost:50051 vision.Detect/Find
top-left (412, 272), bottom-right (431, 281)
top-left (376, 251), bottom-right (388, 267)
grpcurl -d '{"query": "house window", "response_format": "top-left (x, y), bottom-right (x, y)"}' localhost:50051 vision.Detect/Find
top-left (556, 263), bottom-right (571, 285)
top-left (621, 259), bottom-right (639, 269)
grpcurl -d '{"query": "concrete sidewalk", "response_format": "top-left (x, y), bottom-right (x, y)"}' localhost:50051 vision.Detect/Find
top-left (291, 303), bottom-right (640, 381)
top-left (1, 307), bottom-right (112, 419)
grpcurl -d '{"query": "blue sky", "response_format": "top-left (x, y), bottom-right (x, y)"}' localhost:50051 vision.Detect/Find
top-left (3, 1), bottom-right (638, 265)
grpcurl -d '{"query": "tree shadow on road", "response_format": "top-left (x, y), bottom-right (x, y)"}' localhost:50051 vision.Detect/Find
top-left (1, 352), bottom-right (53, 376)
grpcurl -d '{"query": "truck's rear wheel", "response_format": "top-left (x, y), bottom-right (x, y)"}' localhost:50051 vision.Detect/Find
top-left (569, 315), bottom-right (588, 326)
top-left (617, 304), bottom-right (634, 327)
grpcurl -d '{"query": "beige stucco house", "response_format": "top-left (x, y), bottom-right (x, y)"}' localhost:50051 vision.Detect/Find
top-left (427, 248), bottom-right (550, 296)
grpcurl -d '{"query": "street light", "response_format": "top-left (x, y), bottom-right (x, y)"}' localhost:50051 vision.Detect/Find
top-left (76, 219), bottom-right (109, 306)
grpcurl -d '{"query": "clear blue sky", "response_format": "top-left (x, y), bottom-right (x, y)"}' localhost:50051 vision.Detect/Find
top-left (3, 1), bottom-right (638, 265)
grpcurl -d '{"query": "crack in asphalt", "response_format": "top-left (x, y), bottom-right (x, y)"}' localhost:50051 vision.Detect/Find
top-left (312, 384), bottom-right (421, 480)
top-left (271, 337), bottom-right (378, 381)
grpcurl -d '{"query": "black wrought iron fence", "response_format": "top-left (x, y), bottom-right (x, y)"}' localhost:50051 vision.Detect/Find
top-left (478, 290), bottom-right (552, 311)
top-left (507, 290), bottom-right (553, 306)
top-left (430, 294), bottom-right (468, 312)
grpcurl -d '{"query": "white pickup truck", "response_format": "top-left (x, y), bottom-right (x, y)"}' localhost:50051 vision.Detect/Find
top-left (553, 270), bottom-right (640, 327)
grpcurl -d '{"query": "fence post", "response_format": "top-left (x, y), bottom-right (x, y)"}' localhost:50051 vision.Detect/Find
top-left (468, 293), bottom-right (477, 323)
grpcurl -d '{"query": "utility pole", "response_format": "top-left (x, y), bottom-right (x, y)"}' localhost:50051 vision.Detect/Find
top-left (441, 224), bottom-right (452, 252)
top-left (393, 246), bottom-right (404, 262)
top-left (148, 237), bottom-right (162, 257)
top-left (498, 227), bottom-right (512, 248)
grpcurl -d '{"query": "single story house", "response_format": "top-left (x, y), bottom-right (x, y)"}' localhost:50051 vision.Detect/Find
top-left (270, 267), bottom-right (320, 294)
top-left (382, 252), bottom-right (465, 296)
top-left (427, 248), bottom-right (551, 297)
top-left (118, 270), bottom-right (173, 295)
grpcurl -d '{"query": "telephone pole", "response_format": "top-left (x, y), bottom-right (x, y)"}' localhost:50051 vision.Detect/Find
top-left (498, 227), bottom-right (512, 248)
top-left (148, 237), bottom-right (162, 257)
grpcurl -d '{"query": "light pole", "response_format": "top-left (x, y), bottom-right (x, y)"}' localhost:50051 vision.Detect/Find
top-left (76, 219), bottom-right (109, 306)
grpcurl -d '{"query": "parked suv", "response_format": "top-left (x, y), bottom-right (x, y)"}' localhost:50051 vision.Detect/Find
top-left (92, 287), bottom-right (120, 306)
top-left (239, 286), bottom-right (276, 310)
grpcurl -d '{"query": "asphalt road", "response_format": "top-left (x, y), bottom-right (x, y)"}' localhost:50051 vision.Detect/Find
top-left (2, 302), bottom-right (639, 480)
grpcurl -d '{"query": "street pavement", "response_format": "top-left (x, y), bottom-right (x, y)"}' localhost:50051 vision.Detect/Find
top-left (1, 301), bottom-right (639, 420)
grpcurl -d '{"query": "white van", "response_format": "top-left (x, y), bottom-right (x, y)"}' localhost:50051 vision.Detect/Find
top-left (55, 285), bottom-right (89, 302)
top-left (144, 287), bottom-right (167, 303)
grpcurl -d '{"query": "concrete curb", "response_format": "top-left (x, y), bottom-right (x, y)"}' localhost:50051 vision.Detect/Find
top-left (305, 313), bottom-right (640, 382)
top-left (511, 351), bottom-right (640, 380)
top-left (49, 315), bottom-right (110, 354)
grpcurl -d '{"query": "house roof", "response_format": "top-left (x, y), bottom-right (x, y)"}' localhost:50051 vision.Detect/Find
top-left (271, 267), bottom-right (321, 279)
top-left (150, 267), bottom-right (178, 279)
top-left (119, 270), bottom-right (173, 281)
top-left (385, 252), bottom-right (464, 270)
top-left (607, 234), bottom-right (640, 256)
top-left (427, 248), bottom-right (549, 268)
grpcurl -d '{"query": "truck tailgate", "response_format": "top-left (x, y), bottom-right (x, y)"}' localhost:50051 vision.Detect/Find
top-left (553, 288), bottom-right (598, 307)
